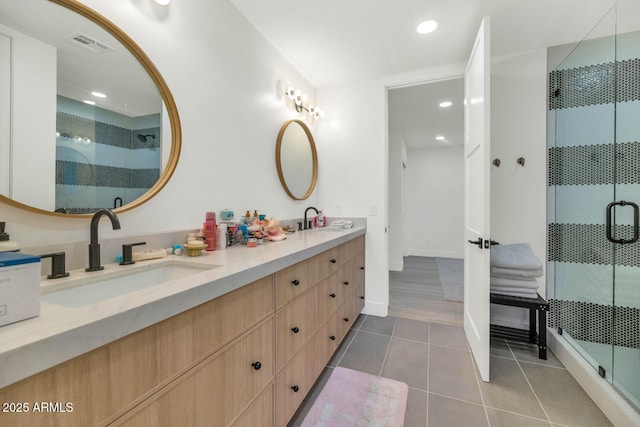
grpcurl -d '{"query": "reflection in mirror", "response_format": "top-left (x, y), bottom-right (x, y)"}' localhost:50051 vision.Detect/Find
top-left (0, 0), bottom-right (180, 217)
top-left (276, 120), bottom-right (318, 200)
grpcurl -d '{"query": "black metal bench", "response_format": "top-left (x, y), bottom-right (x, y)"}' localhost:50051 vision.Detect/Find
top-left (490, 292), bottom-right (549, 359)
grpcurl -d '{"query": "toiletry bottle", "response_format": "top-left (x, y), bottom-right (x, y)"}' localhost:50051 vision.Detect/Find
top-left (0, 222), bottom-right (20, 252)
top-left (205, 212), bottom-right (217, 251)
top-left (244, 210), bottom-right (251, 224)
top-left (317, 210), bottom-right (325, 227)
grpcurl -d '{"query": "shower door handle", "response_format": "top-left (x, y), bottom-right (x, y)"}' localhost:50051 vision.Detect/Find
top-left (606, 201), bottom-right (639, 244)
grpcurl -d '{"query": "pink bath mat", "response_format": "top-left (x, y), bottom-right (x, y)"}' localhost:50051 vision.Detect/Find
top-left (301, 367), bottom-right (408, 427)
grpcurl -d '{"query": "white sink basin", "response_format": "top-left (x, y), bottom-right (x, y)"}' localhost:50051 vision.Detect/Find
top-left (41, 261), bottom-right (219, 308)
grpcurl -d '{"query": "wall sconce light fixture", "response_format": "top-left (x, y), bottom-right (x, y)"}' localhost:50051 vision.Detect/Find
top-left (154, 0), bottom-right (171, 5)
top-left (285, 86), bottom-right (324, 119)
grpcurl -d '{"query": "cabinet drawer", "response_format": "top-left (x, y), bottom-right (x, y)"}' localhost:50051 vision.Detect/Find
top-left (276, 286), bottom-right (319, 370)
top-left (309, 247), bottom-right (339, 281)
top-left (275, 330), bottom-right (324, 427)
top-left (275, 260), bottom-right (309, 309)
top-left (193, 275), bottom-right (274, 359)
top-left (335, 259), bottom-right (356, 299)
top-left (112, 318), bottom-right (274, 427)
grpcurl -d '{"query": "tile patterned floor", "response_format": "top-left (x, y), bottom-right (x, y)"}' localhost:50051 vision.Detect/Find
top-left (288, 315), bottom-right (613, 427)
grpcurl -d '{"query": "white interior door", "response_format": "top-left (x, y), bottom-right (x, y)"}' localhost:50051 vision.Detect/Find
top-left (463, 17), bottom-right (491, 382)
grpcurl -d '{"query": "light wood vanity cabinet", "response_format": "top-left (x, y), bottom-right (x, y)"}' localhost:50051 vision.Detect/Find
top-left (275, 235), bottom-right (365, 426)
top-left (0, 234), bottom-right (365, 427)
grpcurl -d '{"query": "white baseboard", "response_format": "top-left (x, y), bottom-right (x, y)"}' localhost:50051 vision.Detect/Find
top-left (362, 301), bottom-right (388, 317)
top-left (389, 261), bottom-right (403, 272)
top-left (407, 249), bottom-right (463, 259)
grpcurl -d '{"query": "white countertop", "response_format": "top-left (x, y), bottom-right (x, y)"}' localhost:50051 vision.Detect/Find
top-left (0, 226), bottom-right (365, 388)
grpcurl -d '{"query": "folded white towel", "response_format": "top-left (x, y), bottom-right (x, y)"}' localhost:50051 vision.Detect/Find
top-left (491, 266), bottom-right (543, 279)
top-left (490, 288), bottom-right (539, 299)
top-left (490, 276), bottom-right (539, 289)
top-left (491, 285), bottom-right (539, 294)
top-left (490, 243), bottom-right (543, 270)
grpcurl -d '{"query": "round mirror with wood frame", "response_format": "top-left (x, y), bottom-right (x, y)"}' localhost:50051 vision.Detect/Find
top-left (276, 119), bottom-right (318, 200)
top-left (0, 0), bottom-right (181, 217)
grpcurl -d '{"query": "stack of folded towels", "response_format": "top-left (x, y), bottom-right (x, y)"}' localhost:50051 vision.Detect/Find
top-left (490, 243), bottom-right (543, 298)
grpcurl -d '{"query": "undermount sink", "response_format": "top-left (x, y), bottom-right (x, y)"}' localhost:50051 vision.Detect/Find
top-left (41, 260), bottom-right (219, 308)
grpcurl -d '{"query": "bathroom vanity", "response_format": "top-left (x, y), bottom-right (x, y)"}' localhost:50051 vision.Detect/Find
top-left (0, 227), bottom-right (365, 426)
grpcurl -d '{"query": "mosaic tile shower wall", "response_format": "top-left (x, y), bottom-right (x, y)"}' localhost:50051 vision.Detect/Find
top-left (547, 31), bottom-right (640, 350)
top-left (55, 109), bottom-right (161, 213)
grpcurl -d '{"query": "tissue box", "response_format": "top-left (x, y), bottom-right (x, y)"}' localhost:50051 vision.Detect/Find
top-left (0, 252), bottom-right (40, 327)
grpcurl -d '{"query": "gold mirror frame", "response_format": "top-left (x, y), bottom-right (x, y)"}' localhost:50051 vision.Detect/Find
top-left (0, 0), bottom-right (181, 218)
top-left (275, 119), bottom-right (318, 200)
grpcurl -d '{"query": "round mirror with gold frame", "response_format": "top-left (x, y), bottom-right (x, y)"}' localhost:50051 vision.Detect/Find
top-left (276, 119), bottom-right (318, 200)
top-left (0, 0), bottom-right (181, 217)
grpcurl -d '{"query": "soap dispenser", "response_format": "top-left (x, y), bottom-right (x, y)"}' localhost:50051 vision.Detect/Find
top-left (0, 222), bottom-right (20, 252)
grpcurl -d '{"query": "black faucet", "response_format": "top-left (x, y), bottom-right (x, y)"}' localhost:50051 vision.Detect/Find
top-left (86, 209), bottom-right (121, 272)
top-left (304, 206), bottom-right (318, 230)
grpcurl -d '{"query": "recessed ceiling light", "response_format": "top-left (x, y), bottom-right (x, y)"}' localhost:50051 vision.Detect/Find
top-left (439, 101), bottom-right (452, 108)
top-left (83, 100), bottom-right (96, 105)
top-left (417, 20), bottom-right (438, 35)
top-left (91, 91), bottom-right (107, 98)
top-left (435, 135), bottom-right (446, 141)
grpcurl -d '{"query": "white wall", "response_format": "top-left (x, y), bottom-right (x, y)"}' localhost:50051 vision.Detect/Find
top-left (404, 146), bottom-right (464, 259)
top-left (489, 49), bottom-right (548, 328)
top-left (316, 65), bottom-right (465, 317)
top-left (1, 0), bottom-right (318, 248)
top-left (315, 78), bottom-right (389, 316)
top-left (388, 131), bottom-right (405, 271)
top-left (0, 23), bottom-right (56, 211)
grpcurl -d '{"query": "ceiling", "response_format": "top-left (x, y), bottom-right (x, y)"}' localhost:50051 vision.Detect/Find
top-left (230, 0), bottom-right (627, 150)
top-left (389, 78), bottom-right (464, 149)
top-left (229, 0), bottom-right (621, 89)
top-left (0, 0), bottom-right (160, 118)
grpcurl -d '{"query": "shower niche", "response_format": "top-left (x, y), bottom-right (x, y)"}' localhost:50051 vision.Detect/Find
top-left (547, 0), bottom-right (640, 410)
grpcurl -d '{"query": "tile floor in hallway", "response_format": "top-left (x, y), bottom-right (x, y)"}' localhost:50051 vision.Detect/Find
top-left (288, 314), bottom-right (613, 427)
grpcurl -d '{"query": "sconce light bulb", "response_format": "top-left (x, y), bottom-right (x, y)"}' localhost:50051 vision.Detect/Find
top-left (294, 89), bottom-right (301, 97)
top-left (286, 86), bottom-right (295, 100)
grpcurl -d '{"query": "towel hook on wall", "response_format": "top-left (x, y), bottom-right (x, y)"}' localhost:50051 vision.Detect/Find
top-left (517, 157), bottom-right (525, 166)
top-left (492, 158), bottom-right (501, 167)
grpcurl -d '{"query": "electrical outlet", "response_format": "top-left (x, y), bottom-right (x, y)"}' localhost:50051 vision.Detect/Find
top-left (368, 203), bottom-right (377, 216)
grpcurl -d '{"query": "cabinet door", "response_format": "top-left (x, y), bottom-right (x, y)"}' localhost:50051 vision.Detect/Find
top-left (112, 318), bottom-right (274, 427)
top-left (276, 286), bottom-right (319, 370)
top-left (232, 386), bottom-right (273, 427)
top-left (275, 330), bottom-right (323, 427)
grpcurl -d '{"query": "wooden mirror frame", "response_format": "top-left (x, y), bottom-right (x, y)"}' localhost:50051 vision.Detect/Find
top-left (275, 119), bottom-right (318, 200)
top-left (0, 0), bottom-right (181, 217)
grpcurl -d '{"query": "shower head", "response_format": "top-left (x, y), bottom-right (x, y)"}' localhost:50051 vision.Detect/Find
top-left (137, 133), bottom-right (156, 143)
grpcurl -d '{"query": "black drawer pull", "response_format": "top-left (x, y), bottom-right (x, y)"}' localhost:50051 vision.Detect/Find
top-left (330, 258), bottom-right (337, 264)
top-left (330, 335), bottom-right (336, 341)
top-left (343, 317), bottom-right (349, 322)
top-left (360, 266), bottom-right (364, 270)
top-left (330, 293), bottom-right (336, 298)
top-left (343, 281), bottom-right (349, 286)
top-left (251, 361), bottom-right (262, 370)
top-left (291, 385), bottom-right (299, 392)
top-left (360, 296), bottom-right (364, 299)
top-left (291, 326), bottom-right (300, 334)
top-left (291, 279), bottom-right (300, 286)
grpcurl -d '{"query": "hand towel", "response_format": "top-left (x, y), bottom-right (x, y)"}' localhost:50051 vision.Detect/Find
top-left (490, 276), bottom-right (539, 289)
top-left (491, 266), bottom-right (543, 279)
top-left (491, 285), bottom-right (540, 294)
top-left (490, 243), bottom-right (543, 270)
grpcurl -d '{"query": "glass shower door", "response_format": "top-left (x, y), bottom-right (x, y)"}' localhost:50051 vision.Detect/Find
top-left (611, 0), bottom-right (640, 408)
top-left (549, 4), bottom-right (617, 388)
